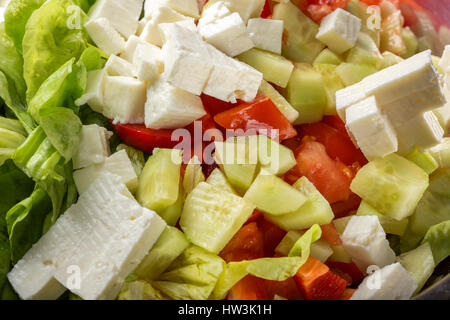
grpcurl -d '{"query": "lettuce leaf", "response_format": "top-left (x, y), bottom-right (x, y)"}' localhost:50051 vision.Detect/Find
top-left (152, 246), bottom-right (226, 300)
top-left (421, 220), bottom-right (450, 266)
top-left (212, 224), bottom-right (322, 299)
top-left (6, 188), bottom-right (52, 263)
top-left (0, 233), bottom-right (10, 293)
top-left (119, 280), bottom-right (167, 300)
top-left (22, 0), bottom-right (88, 101)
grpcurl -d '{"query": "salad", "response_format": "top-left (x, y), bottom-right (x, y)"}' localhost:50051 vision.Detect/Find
top-left (0, 0), bottom-right (449, 301)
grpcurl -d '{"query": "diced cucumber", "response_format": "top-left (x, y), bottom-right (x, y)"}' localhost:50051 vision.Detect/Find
top-left (180, 182), bottom-right (255, 253)
top-left (335, 62), bottom-right (378, 86)
top-left (244, 173), bottom-right (307, 215)
top-left (377, 51), bottom-right (404, 70)
top-left (272, 1), bottom-right (325, 63)
top-left (345, 33), bottom-right (382, 67)
top-left (313, 63), bottom-right (345, 116)
top-left (136, 148), bottom-right (183, 212)
top-left (134, 226), bottom-right (190, 281)
top-left (405, 148), bottom-right (439, 175)
top-left (351, 154), bottom-right (429, 221)
top-left (429, 138), bottom-right (450, 169)
top-left (333, 216), bottom-right (352, 235)
top-left (380, 11), bottom-right (407, 57)
top-left (356, 201), bottom-right (409, 236)
top-left (329, 245), bottom-right (353, 263)
top-left (206, 168), bottom-right (237, 195)
top-left (183, 156), bottom-right (205, 195)
top-left (313, 49), bottom-right (343, 65)
top-left (257, 135), bottom-right (296, 175)
top-left (237, 48), bottom-right (294, 88)
top-left (214, 138), bottom-right (258, 193)
top-left (397, 243), bottom-right (435, 295)
top-left (258, 80), bottom-right (299, 123)
top-left (401, 27), bottom-right (419, 59)
top-left (264, 177), bottom-right (334, 230)
top-left (287, 63), bottom-right (327, 125)
top-left (275, 230), bottom-right (333, 263)
top-left (158, 183), bottom-right (185, 226)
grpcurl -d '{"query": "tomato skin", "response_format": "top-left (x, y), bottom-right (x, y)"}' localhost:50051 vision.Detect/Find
top-left (258, 219), bottom-right (287, 257)
top-left (220, 222), bottom-right (264, 263)
top-left (292, 139), bottom-right (354, 204)
top-left (228, 275), bottom-right (269, 300)
top-left (265, 277), bottom-right (304, 300)
top-left (200, 94), bottom-right (237, 117)
top-left (331, 193), bottom-right (361, 218)
top-left (214, 96), bottom-right (297, 141)
top-left (261, 0), bottom-right (272, 18)
top-left (320, 223), bottom-right (343, 246)
top-left (326, 261), bottom-right (365, 284)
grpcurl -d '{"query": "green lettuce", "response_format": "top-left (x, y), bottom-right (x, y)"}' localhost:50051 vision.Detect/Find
top-left (0, 233), bottom-right (10, 293)
top-left (152, 246), bottom-right (226, 300)
top-left (22, 0), bottom-right (89, 101)
top-left (212, 224), bottom-right (322, 299)
top-left (421, 221), bottom-right (450, 266)
top-left (6, 188), bottom-right (52, 263)
top-left (119, 280), bottom-right (167, 300)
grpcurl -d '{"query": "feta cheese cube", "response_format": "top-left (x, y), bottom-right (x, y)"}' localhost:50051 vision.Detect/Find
top-left (133, 43), bottom-right (164, 82)
top-left (247, 18), bottom-right (283, 54)
top-left (351, 263), bottom-right (417, 300)
top-left (88, 0), bottom-right (139, 38)
top-left (105, 55), bottom-right (137, 77)
top-left (438, 45), bottom-right (450, 73)
top-left (219, 0), bottom-right (265, 23)
top-left (84, 18), bottom-right (126, 56)
top-left (145, 78), bottom-right (206, 129)
top-left (116, 0), bottom-right (144, 21)
top-left (140, 6), bottom-right (194, 47)
top-left (73, 124), bottom-right (112, 170)
top-left (144, 0), bottom-right (200, 18)
top-left (335, 83), bottom-right (366, 121)
top-left (120, 35), bottom-right (154, 62)
top-left (345, 96), bottom-right (398, 160)
top-left (342, 216), bottom-right (396, 273)
top-left (75, 69), bottom-right (107, 113)
top-left (73, 150), bottom-right (138, 194)
top-left (395, 111), bottom-right (444, 155)
top-left (316, 9), bottom-right (362, 54)
top-left (103, 76), bottom-right (146, 124)
top-left (197, 1), bottom-right (232, 28)
top-left (198, 12), bottom-right (254, 57)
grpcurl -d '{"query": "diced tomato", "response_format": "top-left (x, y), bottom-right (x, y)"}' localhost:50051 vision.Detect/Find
top-left (214, 96), bottom-right (297, 141)
top-left (331, 193), bottom-right (361, 218)
top-left (359, 0), bottom-right (382, 5)
top-left (340, 288), bottom-right (356, 300)
top-left (320, 223), bottom-right (342, 246)
top-left (326, 261), bottom-right (365, 284)
top-left (228, 275), bottom-right (269, 300)
top-left (220, 222), bottom-right (264, 263)
top-left (265, 277), bottom-right (304, 300)
top-left (299, 122), bottom-right (367, 166)
top-left (399, 1), bottom-right (418, 27)
top-left (245, 210), bottom-right (264, 225)
top-left (322, 115), bottom-right (347, 134)
top-left (304, 0), bottom-right (350, 23)
top-left (200, 94), bottom-right (237, 117)
top-left (261, 0), bottom-right (272, 18)
top-left (259, 219), bottom-right (287, 257)
top-left (295, 256), bottom-right (347, 300)
top-left (291, 138), bottom-right (354, 204)
top-left (202, 162), bottom-right (219, 179)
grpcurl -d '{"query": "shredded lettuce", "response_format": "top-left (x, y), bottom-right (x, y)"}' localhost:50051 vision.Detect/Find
top-left (421, 221), bottom-right (450, 266)
top-left (212, 224), bottom-right (322, 300)
top-left (119, 280), bottom-right (167, 300)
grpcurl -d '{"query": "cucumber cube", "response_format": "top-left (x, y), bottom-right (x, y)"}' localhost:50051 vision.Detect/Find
top-left (206, 168), bottom-right (237, 195)
top-left (335, 62), bottom-right (378, 86)
top-left (258, 80), bottom-right (299, 123)
top-left (314, 48), bottom-right (343, 65)
top-left (405, 148), bottom-right (439, 175)
top-left (180, 182), bottom-right (255, 253)
top-left (313, 63), bottom-right (345, 115)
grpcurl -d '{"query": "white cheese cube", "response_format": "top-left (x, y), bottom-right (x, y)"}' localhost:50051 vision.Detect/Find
top-left (395, 111), bottom-right (444, 155)
top-left (316, 8), bottom-right (362, 54)
top-left (247, 18), bottom-right (283, 54)
top-left (103, 76), bottom-right (146, 124)
top-left (133, 43), bottom-right (164, 82)
top-left (219, 0), bottom-right (265, 23)
top-left (434, 84), bottom-right (450, 131)
top-left (439, 45), bottom-right (450, 73)
top-left (198, 1), bottom-right (232, 28)
top-left (351, 263), bottom-right (417, 300)
top-left (120, 35), bottom-right (153, 63)
top-left (88, 0), bottom-right (139, 38)
top-left (75, 69), bottom-right (107, 113)
top-left (105, 55), bottom-right (137, 77)
top-left (84, 18), bottom-right (126, 56)
top-left (362, 50), bottom-right (440, 105)
top-left (73, 124), bottom-right (112, 170)
top-left (145, 78), bottom-right (206, 129)
top-left (342, 216), bottom-right (396, 273)
top-left (140, 6), bottom-right (194, 47)
top-left (345, 96), bottom-right (398, 160)
top-left (73, 150), bottom-right (138, 194)
top-left (198, 12), bottom-right (254, 57)
top-left (116, 0), bottom-right (144, 21)
top-left (335, 83), bottom-right (366, 121)
top-left (144, 0), bottom-right (200, 18)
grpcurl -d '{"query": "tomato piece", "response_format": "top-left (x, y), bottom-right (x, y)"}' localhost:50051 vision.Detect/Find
top-left (299, 122), bottom-right (368, 166)
top-left (265, 277), bottom-right (304, 300)
top-left (322, 115), bottom-right (347, 134)
top-left (228, 275), bottom-right (269, 300)
top-left (214, 96), bottom-right (297, 141)
top-left (200, 94), bottom-right (237, 117)
top-left (331, 193), bottom-right (361, 218)
top-left (399, 1), bottom-right (418, 27)
top-left (359, 0), bottom-right (382, 5)
top-left (304, 0), bottom-right (350, 23)
top-left (293, 139), bottom-right (354, 204)
top-left (261, 0), bottom-right (272, 18)
top-left (259, 219), bottom-right (286, 257)
top-left (326, 261), bottom-right (365, 284)
top-left (320, 223), bottom-right (342, 246)
top-left (220, 222), bottom-right (264, 263)
top-left (294, 256), bottom-right (347, 300)
top-left (245, 210), bottom-right (264, 225)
